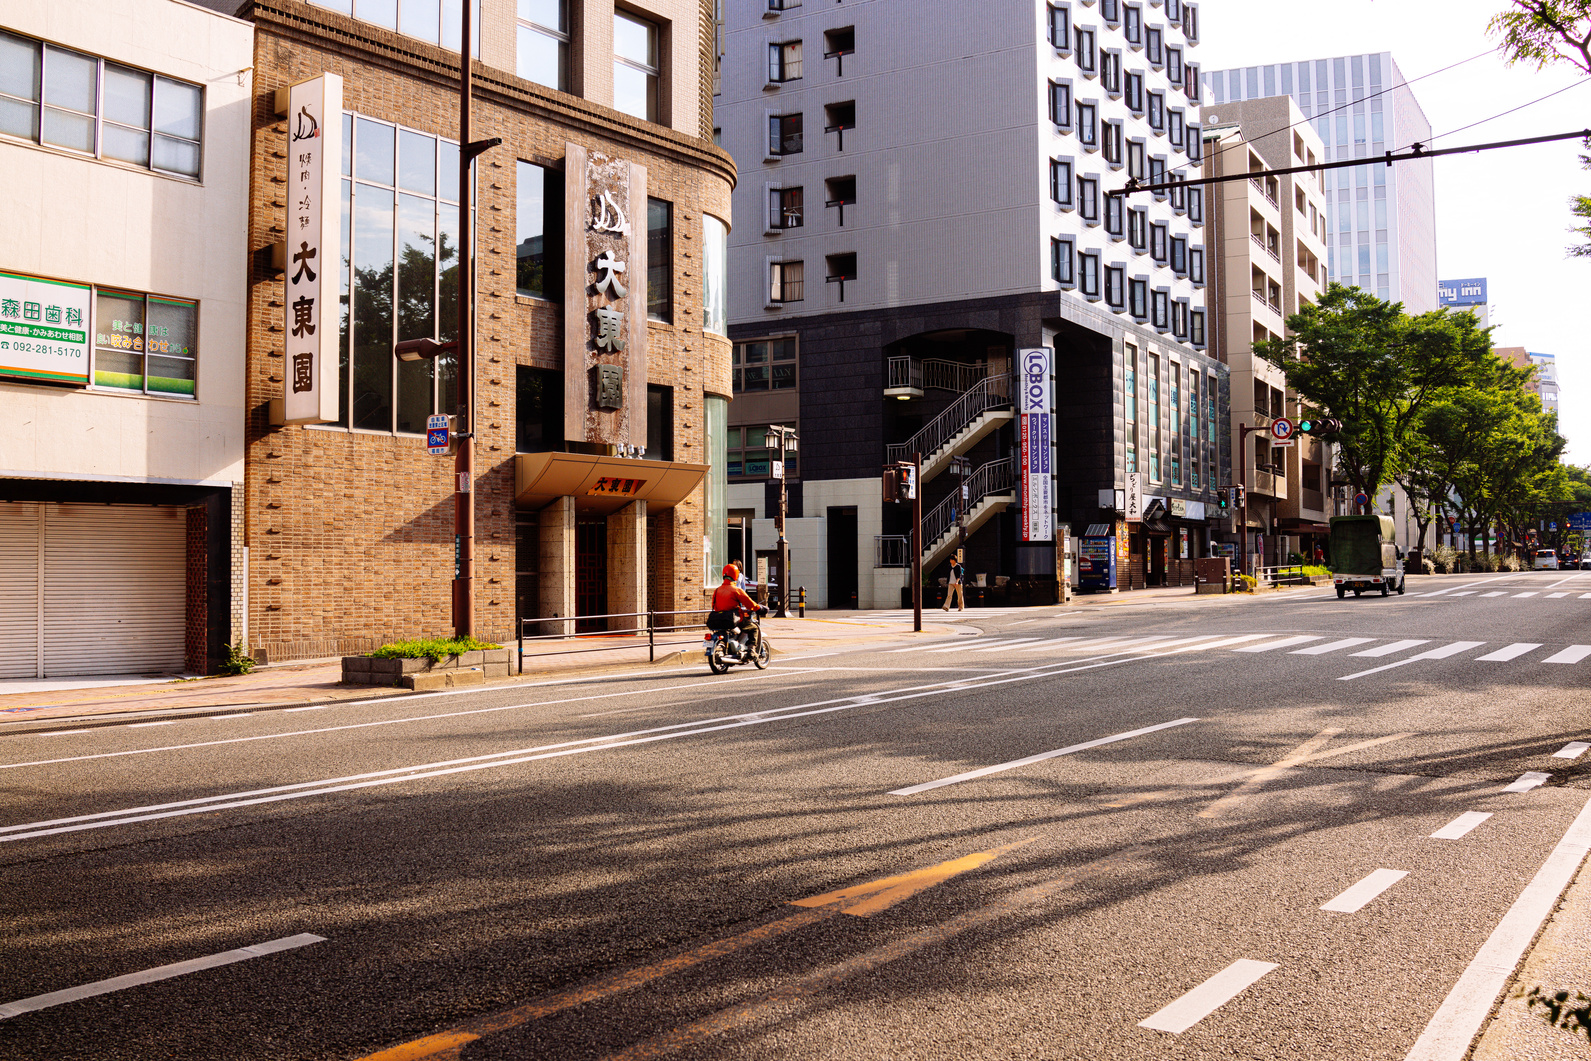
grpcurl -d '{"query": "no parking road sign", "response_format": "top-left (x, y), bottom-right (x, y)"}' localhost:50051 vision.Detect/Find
top-left (426, 413), bottom-right (450, 455)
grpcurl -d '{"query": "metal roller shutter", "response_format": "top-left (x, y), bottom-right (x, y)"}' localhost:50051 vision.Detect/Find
top-left (42, 505), bottom-right (186, 676)
top-left (0, 503), bottom-right (41, 679)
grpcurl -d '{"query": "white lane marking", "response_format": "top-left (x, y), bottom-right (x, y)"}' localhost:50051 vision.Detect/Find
top-left (1322, 868), bottom-right (1408, 913)
top-left (1448, 591), bottom-right (1476, 597)
top-left (1548, 592), bottom-right (1570, 599)
top-left (1543, 646), bottom-right (1591, 665)
top-left (1504, 772), bottom-right (1551, 793)
top-left (1431, 812), bottom-right (1493, 840)
top-left (211, 714), bottom-right (254, 720)
top-left (39, 730), bottom-right (89, 737)
top-left (1020, 636), bottom-right (1086, 650)
top-left (1582, 593), bottom-right (1591, 600)
top-left (965, 637), bottom-right (1049, 653)
top-left (1164, 634), bottom-right (1272, 653)
top-left (1235, 635), bottom-right (1323, 653)
top-left (889, 718), bottom-right (1200, 796)
top-left (1350, 640), bottom-right (1431, 658)
top-left (1480, 591), bottom-right (1507, 598)
top-left (1475, 643), bottom-right (1542, 662)
top-left (1547, 573), bottom-right (1584, 589)
top-left (1512, 592), bottom-right (1539, 598)
top-left (1138, 959), bottom-right (1279, 1035)
top-left (285, 705), bottom-right (329, 712)
top-left (1292, 637), bottom-right (1374, 655)
top-left (1554, 742), bottom-right (1590, 760)
top-left (1337, 642), bottom-right (1486, 682)
top-left (884, 640), bottom-right (968, 653)
top-left (921, 639), bottom-right (1009, 654)
top-left (1008, 619), bottom-right (1039, 625)
top-left (0, 934), bottom-right (325, 1020)
top-left (1405, 792), bottom-right (1591, 1061)
top-left (1424, 575), bottom-right (1516, 597)
top-left (128, 720), bottom-right (178, 728)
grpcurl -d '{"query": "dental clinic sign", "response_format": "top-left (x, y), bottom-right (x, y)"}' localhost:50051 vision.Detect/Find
top-left (1018, 347), bottom-right (1054, 542)
top-left (0, 271), bottom-right (91, 386)
top-left (282, 73), bottom-right (342, 424)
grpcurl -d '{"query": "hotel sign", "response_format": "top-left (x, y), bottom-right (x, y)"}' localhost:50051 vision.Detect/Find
top-left (283, 74), bottom-right (342, 424)
top-left (0, 271), bottom-right (91, 385)
top-left (1018, 347), bottom-right (1054, 542)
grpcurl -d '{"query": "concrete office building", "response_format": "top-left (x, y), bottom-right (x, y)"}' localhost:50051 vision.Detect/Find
top-left (716, 0), bottom-right (1226, 605)
top-left (1202, 95), bottom-right (1331, 567)
top-left (223, 0), bottom-right (732, 661)
top-left (0, 0), bottom-right (253, 677)
top-left (1205, 53), bottom-right (1437, 313)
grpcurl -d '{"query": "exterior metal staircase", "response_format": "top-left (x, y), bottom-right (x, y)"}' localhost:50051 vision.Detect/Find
top-left (885, 375), bottom-right (1014, 483)
top-left (918, 457), bottom-right (1016, 573)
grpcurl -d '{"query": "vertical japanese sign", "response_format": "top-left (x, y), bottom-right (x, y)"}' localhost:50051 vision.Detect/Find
top-left (564, 143), bottom-right (647, 448)
top-left (1018, 347), bottom-right (1054, 542)
top-left (0, 271), bottom-right (91, 385)
top-left (283, 74), bottom-right (343, 424)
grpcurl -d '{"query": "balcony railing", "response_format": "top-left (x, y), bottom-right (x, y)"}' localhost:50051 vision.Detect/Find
top-left (1251, 289), bottom-right (1281, 316)
top-left (1249, 177), bottom-right (1279, 210)
top-left (1250, 233), bottom-right (1281, 263)
top-left (886, 374), bottom-right (1012, 464)
top-left (886, 356), bottom-right (922, 391)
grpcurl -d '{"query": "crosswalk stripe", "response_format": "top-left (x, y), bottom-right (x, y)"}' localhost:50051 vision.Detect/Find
top-left (1350, 639), bottom-right (1430, 658)
top-left (1407, 641), bottom-right (1487, 661)
top-left (1504, 771), bottom-right (1550, 793)
top-left (1548, 592), bottom-right (1570, 598)
top-left (887, 640), bottom-right (971, 653)
top-left (1164, 634), bottom-right (1272, 653)
top-left (1476, 642), bottom-right (1542, 662)
top-left (1581, 593), bottom-right (1591, 599)
top-left (1017, 636), bottom-right (1086, 650)
top-left (1292, 637), bottom-right (1374, 655)
top-left (922, 639), bottom-right (1012, 654)
top-left (1449, 591), bottom-right (1476, 596)
top-left (965, 637), bottom-right (1048, 653)
top-left (1235, 635), bottom-right (1324, 653)
top-left (1553, 742), bottom-right (1590, 759)
top-left (1512, 592), bottom-right (1539, 598)
top-left (1542, 645), bottom-right (1591, 664)
top-left (1431, 811), bottom-right (1492, 840)
top-left (1481, 591), bottom-right (1507, 598)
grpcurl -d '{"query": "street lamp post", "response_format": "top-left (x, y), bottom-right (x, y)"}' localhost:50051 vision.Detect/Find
top-left (766, 424), bottom-right (799, 617)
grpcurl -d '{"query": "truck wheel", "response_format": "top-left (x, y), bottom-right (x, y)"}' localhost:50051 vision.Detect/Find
top-left (1381, 582), bottom-right (1389, 596)
top-left (1397, 579), bottom-right (1405, 595)
top-left (1354, 589), bottom-right (1363, 597)
top-left (1336, 587), bottom-right (1346, 599)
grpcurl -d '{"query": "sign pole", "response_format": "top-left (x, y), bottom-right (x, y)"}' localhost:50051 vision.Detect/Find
top-left (913, 452), bottom-right (922, 633)
top-left (453, 1), bottom-right (480, 639)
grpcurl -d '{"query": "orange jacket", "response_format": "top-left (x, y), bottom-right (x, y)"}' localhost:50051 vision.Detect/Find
top-left (712, 582), bottom-right (757, 613)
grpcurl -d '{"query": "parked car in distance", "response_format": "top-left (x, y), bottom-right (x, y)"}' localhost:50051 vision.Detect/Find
top-left (1533, 549), bottom-right (1559, 570)
top-left (1580, 551), bottom-right (1591, 570)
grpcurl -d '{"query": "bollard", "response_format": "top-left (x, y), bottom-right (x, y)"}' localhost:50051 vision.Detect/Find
top-left (797, 585), bottom-right (806, 618)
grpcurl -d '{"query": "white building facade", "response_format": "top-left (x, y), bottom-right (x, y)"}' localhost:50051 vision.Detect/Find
top-left (0, 0), bottom-right (253, 676)
top-left (716, 0), bottom-right (1225, 605)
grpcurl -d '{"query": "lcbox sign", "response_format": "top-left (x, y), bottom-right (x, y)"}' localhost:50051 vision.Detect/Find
top-left (1018, 347), bottom-right (1054, 542)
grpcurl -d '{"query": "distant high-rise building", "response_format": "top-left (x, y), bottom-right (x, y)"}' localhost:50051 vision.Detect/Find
top-left (1531, 352), bottom-right (1561, 417)
top-left (1438, 277), bottom-right (1490, 330)
top-left (1204, 53), bottom-right (1436, 313)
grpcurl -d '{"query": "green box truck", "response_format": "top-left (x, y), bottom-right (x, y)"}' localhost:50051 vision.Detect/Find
top-left (1329, 514), bottom-right (1406, 598)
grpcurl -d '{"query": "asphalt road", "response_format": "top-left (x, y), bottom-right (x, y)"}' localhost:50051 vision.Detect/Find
top-left (2, 569), bottom-right (1590, 1061)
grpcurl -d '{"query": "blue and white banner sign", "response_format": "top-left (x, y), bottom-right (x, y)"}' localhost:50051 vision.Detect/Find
top-left (1437, 278), bottom-right (1487, 307)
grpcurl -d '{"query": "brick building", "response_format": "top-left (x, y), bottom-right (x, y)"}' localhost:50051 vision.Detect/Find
top-left (233, 0), bottom-right (733, 661)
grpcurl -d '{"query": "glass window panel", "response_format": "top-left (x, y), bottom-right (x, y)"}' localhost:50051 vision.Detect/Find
top-left (356, 117), bottom-right (395, 186)
top-left (702, 215), bottom-right (728, 336)
top-left (743, 342), bottom-right (767, 363)
top-left (341, 114), bottom-right (353, 177)
top-left (153, 133), bottom-right (199, 176)
top-left (397, 192), bottom-right (437, 341)
top-left (399, 0), bottom-right (442, 42)
top-left (145, 355), bottom-right (195, 395)
top-left (519, 0), bottom-right (565, 30)
top-left (744, 454), bottom-right (771, 477)
top-left (310, 0), bottom-right (354, 12)
top-left (771, 363), bottom-right (796, 389)
top-left (352, 185), bottom-right (395, 430)
top-left (614, 12), bottom-right (656, 66)
top-left (438, 138), bottom-right (460, 202)
top-left (745, 429), bottom-right (767, 448)
top-left (41, 108), bottom-right (94, 152)
top-left (517, 23), bottom-right (566, 90)
top-left (727, 427), bottom-right (741, 447)
top-left (102, 64), bottom-right (151, 130)
top-left (648, 197), bottom-right (672, 322)
top-left (743, 365), bottom-right (769, 389)
top-left (339, 179), bottom-right (352, 424)
top-left (360, 0), bottom-right (399, 29)
top-left (613, 63), bottom-right (654, 121)
top-left (516, 160), bottom-right (546, 297)
top-left (399, 130), bottom-right (436, 194)
top-left (0, 97), bottom-right (36, 139)
top-left (727, 460), bottom-right (743, 477)
top-left (102, 124), bottom-right (150, 165)
top-left (0, 31), bottom-right (40, 102)
top-left (44, 46), bottom-right (96, 113)
top-left (436, 200), bottom-right (460, 414)
top-left (770, 338), bottom-right (796, 360)
top-left (440, 0), bottom-right (481, 52)
top-left (94, 291), bottom-right (146, 390)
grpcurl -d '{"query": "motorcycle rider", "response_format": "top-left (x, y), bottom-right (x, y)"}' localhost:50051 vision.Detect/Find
top-left (710, 564), bottom-right (761, 658)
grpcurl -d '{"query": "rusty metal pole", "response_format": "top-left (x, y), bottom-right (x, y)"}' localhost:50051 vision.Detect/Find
top-left (912, 452), bottom-right (922, 633)
top-left (453, 1), bottom-right (476, 639)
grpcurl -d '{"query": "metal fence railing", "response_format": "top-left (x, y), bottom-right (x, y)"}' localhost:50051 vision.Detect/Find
top-left (516, 609), bottom-right (712, 671)
top-left (874, 534), bottom-right (912, 568)
top-left (920, 457), bottom-right (1016, 552)
top-left (885, 374), bottom-right (1012, 464)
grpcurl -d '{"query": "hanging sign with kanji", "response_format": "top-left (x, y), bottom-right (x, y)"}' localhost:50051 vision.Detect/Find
top-left (283, 73), bottom-right (343, 424)
top-left (0, 271), bottom-right (91, 385)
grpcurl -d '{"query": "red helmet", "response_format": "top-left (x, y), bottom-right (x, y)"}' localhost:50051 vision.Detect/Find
top-left (722, 564), bottom-right (739, 578)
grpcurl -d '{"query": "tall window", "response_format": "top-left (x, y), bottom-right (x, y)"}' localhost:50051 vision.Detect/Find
top-left (1102, 119), bottom-right (1122, 164)
top-left (1170, 364), bottom-right (1181, 484)
top-left (733, 337), bottom-right (797, 392)
top-left (703, 214), bottom-right (727, 335)
top-left (1147, 91), bottom-right (1164, 130)
top-left (1148, 157), bottom-right (1166, 197)
top-left (0, 31), bottom-right (203, 178)
top-left (1166, 46), bottom-right (1184, 85)
top-left (517, 0), bottom-right (568, 90)
top-left (771, 185), bottom-right (804, 229)
top-left (1051, 237), bottom-right (1075, 285)
top-left (1076, 101), bottom-right (1098, 146)
top-left (1147, 352), bottom-right (1161, 480)
top-left (1050, 158), bottom-right (1074, 207)
top-left (1124, 344), bottom-right (1137, 473)
top-left (1188, 185), bottom-right (1204, 222)
top-left (1104, 192), bottom-right (1124, 236)
top-left (1152, 289), bottom-right (1169, 329)
top-left (1078, 252), bottom-right (1100, 298)
top-left (1048, 80), bottom-right (1073, 128)
top-left (1074, 26), bottom-right (1097, 72)
top-left (1150, 222), bottom-right (1167, 262)
top-left (1048, 4), bottom-right (1072, 49)
top-left (769, 260), bottom-right (804, 303)
top-left (1102, 0), bottom-right (1121, 21)
top-left (1077, 175), bottom-right (1099, 221)
top-left (1101, 50), bottom-right (1121, 94)
top-left (312, 0), bottom-right (480, 50)
top-left (1124, 4), bottom-right (1142, 44)
top-left (1128, 208), bottom-right (1147, 249)
top-left (340, 115), bottom-right (464, 433)
top-left (1125, 71), bottom-right (1144, 113)
top-left (768, 40), bottom-right (803, 82)
top-left (1105, 265), bottom-right (1125, 307)
top-left (1192, 310), bottom-right (1206, 347)
top-left (1168, 109), bottom-right (1185, 148)
top-left (1189, 247), bottom-right (1204, 284)
top-left (1126, 138), bottom-right (1144, 178)
top-left (1170, 235), bottom-right (1187, 274)
top-left (516, 160), bottom-right (564, 300)
top-left (516, 365), bottom-right (562, 452)
top-left (769, 112), bottom-right (803, 155)
top-left (614, 11), bottom-right (660, 122)
top-left (1129, 277), bottom-right (1148, 318)
top-left (648, 197), bottom-right (672, 322)
top-left (1146, 26), bottom-right (1163, 65)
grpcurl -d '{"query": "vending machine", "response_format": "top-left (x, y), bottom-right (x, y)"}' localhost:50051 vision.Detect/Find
top-left (1078, 535), bottom-right (1117, 592)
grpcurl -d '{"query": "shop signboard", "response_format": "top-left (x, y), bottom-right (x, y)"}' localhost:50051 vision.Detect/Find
top-left (0, 271), bottom-right (91, 385)
top-left (1018, 347), bottom-right (1054, 541)
top-left (1078, 535), bottom-right (1117, 591)
top-left (283, 73), bottom-right (343, 424)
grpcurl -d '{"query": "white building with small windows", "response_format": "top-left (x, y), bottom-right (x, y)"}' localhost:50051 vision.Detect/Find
top-left (0, 0), bottom-right (253, 678)
top-left (715, 0), bottom-right (1226, 604)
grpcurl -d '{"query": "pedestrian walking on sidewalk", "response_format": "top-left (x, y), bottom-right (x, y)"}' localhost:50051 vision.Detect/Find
top-left (942, 553), bottom-right (965, 611)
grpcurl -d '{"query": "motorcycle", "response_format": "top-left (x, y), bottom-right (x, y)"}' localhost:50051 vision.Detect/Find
top-left (704, 607), bottom-right (771, 673)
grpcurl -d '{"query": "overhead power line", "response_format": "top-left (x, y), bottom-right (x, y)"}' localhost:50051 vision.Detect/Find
top-left (1111, 127), bottom-right (1591, 199)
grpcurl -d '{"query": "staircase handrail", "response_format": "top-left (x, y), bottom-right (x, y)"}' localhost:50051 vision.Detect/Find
top-left (919, 457), bottom-right (1016, 550)
top-left (886, 375), bottom-right (1012, 464)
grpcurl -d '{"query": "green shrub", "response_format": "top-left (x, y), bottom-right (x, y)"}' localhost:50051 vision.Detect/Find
top-left (370, 635), bottom-right (502, 662)
top-left (1236, 574), bottom-right (1258, 592)
top-left (218, 641), bottom-right (255, 676)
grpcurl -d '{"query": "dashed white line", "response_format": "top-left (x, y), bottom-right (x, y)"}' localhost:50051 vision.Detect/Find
top-left (1138, 959), bottom-right (1279, 1034)
top-left (211, 714), bottom-right (254, 720)
top-left (38, 730), bottom-right (89, 738)
top-left (1321, 868), bottom-right (1408, 913)
top-left (285, 705), bottom-right (330, 712)
top-left (1338, 642), bottom-right (1485, 681)
top-left (1292, 637), bottom-right (1374, 655)
top-left (1350, 640), bottom-right (1431, 658)
top-left (1475, 643), bottom-right (1541, 662)
top-left (1235, 635), bottom-right (1323, 653)
top-left (1543, 646), bottom-right (1591, 664)
top-left (0, 933), bottom-right (325, 1020)
top-left (1480, 591), bottom-right (1507, 598)
top-left (1548, 592), bottom-right (1570, 599)
top-left (1503, 771), bottom-right (1551, 793)
top-left (1431, 812), bottom-right (1492, 840)
top-left (1512, 592), bottom-right (1539, 598)
top-left (127, 720), bottom-right (178, 728)
top-left (1554, 742), bottom-right (1590, 760)
top-left (1448, 591), bottom-right (1476, 597)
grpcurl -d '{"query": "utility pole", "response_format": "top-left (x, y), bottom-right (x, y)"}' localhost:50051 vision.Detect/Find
top-left (766, 424), bottom-right (799, 617)
top-left (912, 452), bottom-right (922, 633)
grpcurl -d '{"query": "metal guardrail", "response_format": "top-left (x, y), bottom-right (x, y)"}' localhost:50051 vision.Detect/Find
top-left (516, 609), bottom-right (712, 670)
top-left (874, 534), bottom-right (912, 568)
top-left (920, 457), bottom-right (1016, 552)
top-left (885, 358), bottom-right (990, 394)
top-left (1256, 564), bottom-right (1312, 586)
top-left (885, 374), bottom-right (1012, 464)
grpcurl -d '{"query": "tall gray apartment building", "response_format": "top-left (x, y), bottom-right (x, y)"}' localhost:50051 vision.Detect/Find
top-left (1204, 53), bottom-right (1436, 312)
top-left (715, 0), bottom-right (1227, 607)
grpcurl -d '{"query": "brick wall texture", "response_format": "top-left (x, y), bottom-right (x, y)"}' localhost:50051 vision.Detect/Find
top-left (185, 505), bottom-right (208, 673)
top-left (243, 0), bottom-right (733, 662)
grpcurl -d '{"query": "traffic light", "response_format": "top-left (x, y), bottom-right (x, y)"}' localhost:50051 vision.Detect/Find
top-left (1296, 417), bottom-right (1342, 435)
top-left (1231, 484), bottom-right (1246, 508)
top-left (1216, 488), bottom-right (1229, 512)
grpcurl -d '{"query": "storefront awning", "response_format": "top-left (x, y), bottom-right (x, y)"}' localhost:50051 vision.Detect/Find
top-left (514, 452), bottom-right (709, 515)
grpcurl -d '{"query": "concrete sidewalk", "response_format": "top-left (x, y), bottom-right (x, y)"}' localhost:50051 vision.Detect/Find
top-left (0, 613), bottom-right (964, 725)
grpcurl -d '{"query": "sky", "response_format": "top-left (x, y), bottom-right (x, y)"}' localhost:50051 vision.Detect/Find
top-left (1198, 0), bottom-right (1591, 464)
